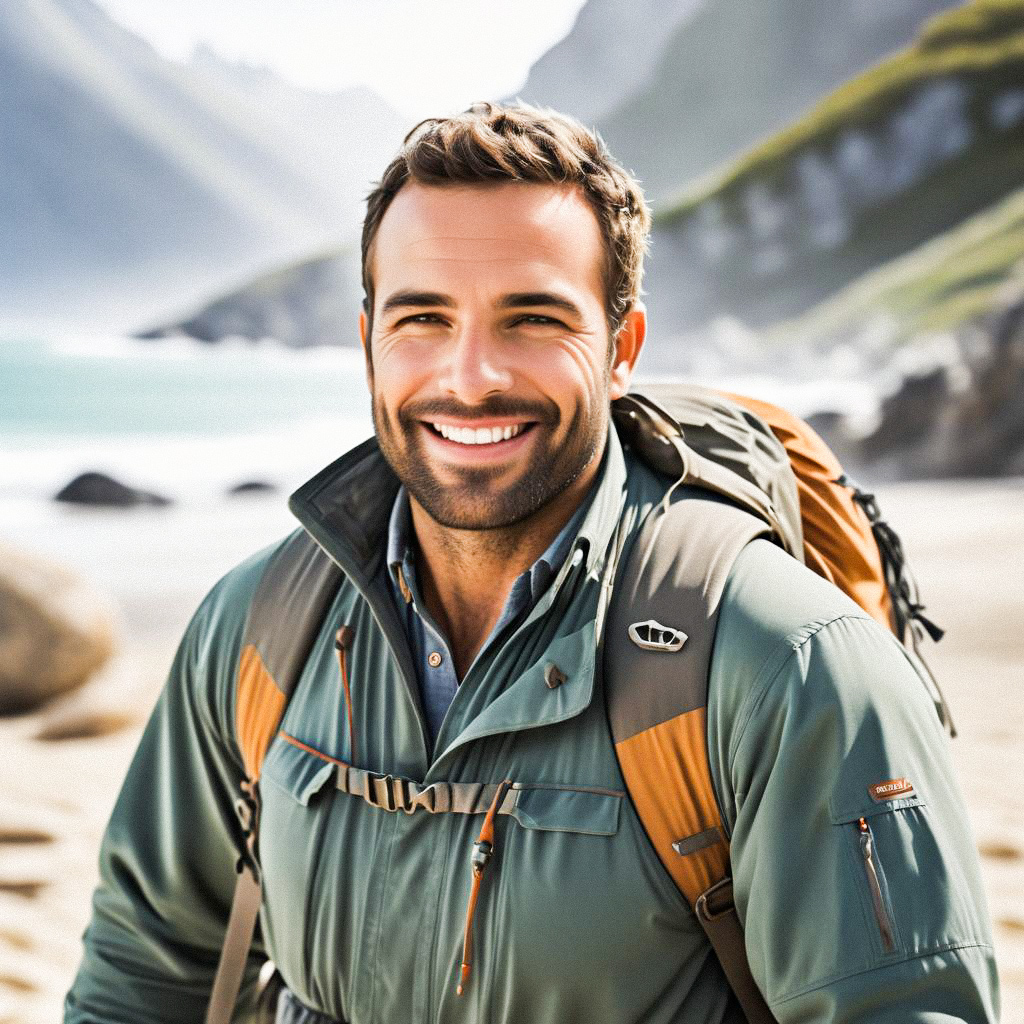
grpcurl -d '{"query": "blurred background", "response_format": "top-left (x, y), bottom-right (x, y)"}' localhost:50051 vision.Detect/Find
top-left (1, 0), bottom-right (1022, 1020)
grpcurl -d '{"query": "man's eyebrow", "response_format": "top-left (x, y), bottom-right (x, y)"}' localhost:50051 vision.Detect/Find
top-left (380, 291), bottom-right (455, 314)
top-left (499, 292), bottom-right (583, 318)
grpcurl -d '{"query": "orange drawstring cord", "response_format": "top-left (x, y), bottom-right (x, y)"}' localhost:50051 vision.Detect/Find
top-left (457, 779), bottom-right (511, 996)
top-left (335, 626), bottom-right (355, 765)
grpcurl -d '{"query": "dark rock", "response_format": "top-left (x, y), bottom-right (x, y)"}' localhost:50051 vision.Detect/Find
top-left (227, 480), bottom-right (278, 496)
top-left (804, 410), bottom-right (866, 476)
top-left (54, 472), bottom-right (171, 508)
top-left (858, 294), bottom-right (1024, 477)
top-left (865, 367), bottom-right (949, 463)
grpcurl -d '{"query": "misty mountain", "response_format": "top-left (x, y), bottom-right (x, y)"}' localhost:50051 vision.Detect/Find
top-left (646, 0), bottom-right (1024, 338)
top-left (0, 0), bottom-right (404, 330)
top-left (137, 247), bottom-right (361, 348)
top-left (511, 0), bottom-right (703, 125)
top-left (141, 0), bottom-right (979, 356)
top-left (514, 0), bottom-right (958, 203)
top-left (185, 45), bottom-right (406, 225)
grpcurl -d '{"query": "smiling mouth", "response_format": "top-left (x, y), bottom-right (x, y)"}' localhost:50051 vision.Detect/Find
top-left (428, 422), bottom-right (532, 445)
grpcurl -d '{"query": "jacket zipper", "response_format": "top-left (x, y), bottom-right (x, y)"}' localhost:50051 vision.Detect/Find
top-left (857, 817), bottom-right (896, 952)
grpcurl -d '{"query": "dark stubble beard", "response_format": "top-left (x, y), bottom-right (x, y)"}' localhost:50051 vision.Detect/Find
top-left (372, 389), bottom-right (608, 532)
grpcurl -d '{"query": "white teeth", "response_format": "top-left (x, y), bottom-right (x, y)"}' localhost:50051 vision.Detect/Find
top-left (434, 423), bottom-right (525, 445)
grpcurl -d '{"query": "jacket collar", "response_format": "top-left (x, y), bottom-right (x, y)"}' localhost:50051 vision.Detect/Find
top-left (288, 423), bottom-right (648, 770)
top-left (287, 421), bottom-right (631, 594)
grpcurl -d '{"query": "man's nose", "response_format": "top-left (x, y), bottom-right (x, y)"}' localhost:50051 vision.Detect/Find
top-left (438, 323), bottom-right (513, 404)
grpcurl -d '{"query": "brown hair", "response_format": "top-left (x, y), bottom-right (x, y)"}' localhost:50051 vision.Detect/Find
top-left (361, 101), bottom-right (650, 335)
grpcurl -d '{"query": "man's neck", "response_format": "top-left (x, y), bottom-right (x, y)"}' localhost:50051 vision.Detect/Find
top-left (409, 471), bottom-right (594, 680)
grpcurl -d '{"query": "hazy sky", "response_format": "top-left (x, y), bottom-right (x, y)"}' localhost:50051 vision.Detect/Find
top-left (94, 0), bottom-right (587, 118)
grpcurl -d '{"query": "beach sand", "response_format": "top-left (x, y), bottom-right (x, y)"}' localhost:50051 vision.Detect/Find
top-left (1, 480), bottom-right (1021, 1022)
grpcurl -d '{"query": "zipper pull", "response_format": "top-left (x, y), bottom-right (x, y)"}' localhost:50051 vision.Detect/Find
top-left (457, 781), bottom-right (511, 996)
top-left (858, 816), bottom-right (872, 854)
top-left (335, 626), bottom-right (356, 764)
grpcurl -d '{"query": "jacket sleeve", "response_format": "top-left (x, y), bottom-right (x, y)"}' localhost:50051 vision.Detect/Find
top-left (708, 540), bottom-right (999, 1023)
top-left (64, 550), bottom-right (273, 1024)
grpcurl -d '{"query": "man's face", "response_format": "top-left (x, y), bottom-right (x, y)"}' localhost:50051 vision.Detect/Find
top-left (361, 181), bottom-right (643, 532)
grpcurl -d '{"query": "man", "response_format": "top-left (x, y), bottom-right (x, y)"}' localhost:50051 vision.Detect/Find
top-left (66, 103), bottom-right (998, 1023)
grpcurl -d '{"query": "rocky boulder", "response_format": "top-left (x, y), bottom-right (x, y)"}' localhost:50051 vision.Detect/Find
top-left (0, 545), bottom-right (116, 714)
top-left (858, 292), bottom-right (1024, 477)
top-left (54, 471), bottom-right (171, 508)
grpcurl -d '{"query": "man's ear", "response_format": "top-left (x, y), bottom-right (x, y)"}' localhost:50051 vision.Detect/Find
top-left (609, 304), bottom-right (647, 400)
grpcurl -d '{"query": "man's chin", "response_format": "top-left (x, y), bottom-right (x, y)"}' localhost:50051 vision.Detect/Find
top-left (407, 484), bottom-right (543, 532)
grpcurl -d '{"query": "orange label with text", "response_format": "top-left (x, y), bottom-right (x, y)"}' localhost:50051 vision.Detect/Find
top-left (868, 777), bottom-right (915, 802)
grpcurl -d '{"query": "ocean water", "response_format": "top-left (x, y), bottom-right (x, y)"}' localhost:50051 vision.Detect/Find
top-left (0, 333), bottom-right (374, 502)
top-left (0, 331), bottom-right (884, 502)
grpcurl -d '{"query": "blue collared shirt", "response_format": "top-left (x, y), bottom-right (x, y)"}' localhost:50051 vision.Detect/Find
top-left (385, 487), bottom-right (590, 748)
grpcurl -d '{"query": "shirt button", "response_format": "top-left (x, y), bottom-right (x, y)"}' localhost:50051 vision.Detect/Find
top-left (428, 652), bottom-right (443, 668)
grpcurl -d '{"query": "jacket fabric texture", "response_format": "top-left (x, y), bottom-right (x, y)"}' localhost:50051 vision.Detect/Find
top-left (65, 425), bottom-right (999, 1024)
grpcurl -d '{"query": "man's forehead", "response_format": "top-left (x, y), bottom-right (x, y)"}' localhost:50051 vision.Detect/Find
top-left (372, 181), bottom-right (604, 285)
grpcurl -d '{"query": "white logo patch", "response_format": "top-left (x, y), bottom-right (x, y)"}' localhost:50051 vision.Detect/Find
top-left (628, 619), bottom-right (688, 652)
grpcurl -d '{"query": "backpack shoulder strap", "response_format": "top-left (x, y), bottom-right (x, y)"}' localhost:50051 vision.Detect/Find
top-left (604, 492), bottom-right (777, 1023)
top-left (207, 529), bottom-right (343, 1024)
top-left (236, 529), bottom-right (345, 781)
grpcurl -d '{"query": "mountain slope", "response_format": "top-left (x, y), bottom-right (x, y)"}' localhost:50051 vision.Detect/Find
top-left (0, 0), bottom-right (403, 329)
top-left (185, 46), bottom-right (406, 229)
top-left (646, 0), bottom-right (1024, 336)
top-left (511, 0), bottom-right (956, 201)
top-left (769, 181), bottom-right (1024, 353)
top-left (511, 0), bottom-right (702, 125)
top-left (137, 247), bottom-right (361, 348)
top-left (600, 0), bottom-right (957, 202)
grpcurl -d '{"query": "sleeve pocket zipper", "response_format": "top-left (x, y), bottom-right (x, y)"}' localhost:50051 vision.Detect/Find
top-left (857, 817), bottom-right (896, 953)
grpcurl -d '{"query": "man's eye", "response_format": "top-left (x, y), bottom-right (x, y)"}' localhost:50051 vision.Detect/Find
top-left (396, 313), bottom-right (445, 327)
top-left (512, 314), bottom-right (564, 328)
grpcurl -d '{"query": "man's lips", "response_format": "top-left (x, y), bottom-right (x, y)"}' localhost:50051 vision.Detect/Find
top-left (418, 420), bottom-right (538, 458)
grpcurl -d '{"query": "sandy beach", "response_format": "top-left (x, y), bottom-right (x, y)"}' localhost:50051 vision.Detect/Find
top-left (1, 479), bottom-right (1022, 1022)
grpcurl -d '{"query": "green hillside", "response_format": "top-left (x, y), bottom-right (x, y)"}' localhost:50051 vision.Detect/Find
top-left (661, 3), bottom-right (1024, 219)
top-left (650, 0), bottom-right (1024, 331)
top-left (768, 183), bottom-right (1024, 348)
top-left (599, 0), bottom-right (954, 202)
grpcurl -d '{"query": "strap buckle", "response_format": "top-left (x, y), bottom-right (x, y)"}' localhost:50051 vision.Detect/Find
top-left (406, 781), bottom-right (452, 814)
top-left (695, 877), bottom-right (735, 923)
top-left (234, 778), bottom-right (262, 877)
top-left (364, 773), bottom-right (398, 811)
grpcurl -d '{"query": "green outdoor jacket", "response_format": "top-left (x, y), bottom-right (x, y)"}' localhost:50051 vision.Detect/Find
top-left (65, 426), bottom-right (999, 1023)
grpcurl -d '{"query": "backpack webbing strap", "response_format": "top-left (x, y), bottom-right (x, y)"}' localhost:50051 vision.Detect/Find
top-left (278, 733), bottom-right (625, 816)
top-left (280, 732), bottom-right (526, 815)
top-left (604, 493), bottom-right (777, 1023)
top-left (208, 533), bottom-right (344, 1024)
top-left (237, 531), bottom-right (345, 780)
top-left (696, 879), bottom-right (776, 1024)
top-left (205, 865), bottom-right (263, 1024)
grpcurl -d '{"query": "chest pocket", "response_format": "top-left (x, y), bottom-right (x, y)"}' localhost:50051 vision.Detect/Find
top-left (507, 783), bottom-right (622, 836)
top-left (262, 733), bottom-right (339, 806)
